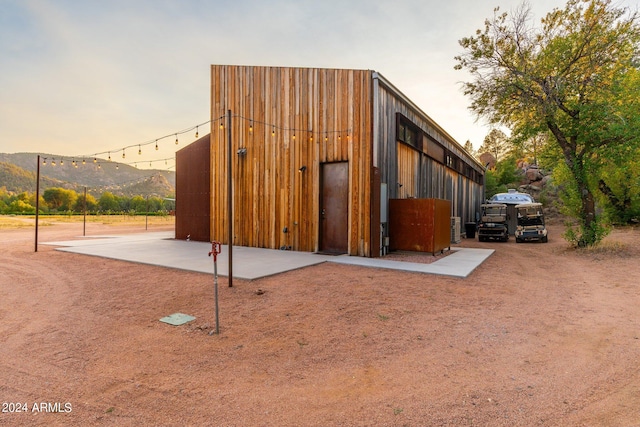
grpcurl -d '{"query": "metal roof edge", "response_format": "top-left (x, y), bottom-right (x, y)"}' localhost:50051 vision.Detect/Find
top-left (372, 71), bottom-right (484, 171)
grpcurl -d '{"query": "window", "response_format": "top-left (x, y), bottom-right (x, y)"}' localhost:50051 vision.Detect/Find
top-left (396, 114), bottom-right (421, 150)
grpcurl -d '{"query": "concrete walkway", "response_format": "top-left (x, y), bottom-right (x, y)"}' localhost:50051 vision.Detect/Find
top-left (44, 231), bottom-right (494, 279)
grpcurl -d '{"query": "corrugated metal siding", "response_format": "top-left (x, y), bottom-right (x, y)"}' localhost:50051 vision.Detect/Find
top-left (373, 75), bottom-right (483, 226)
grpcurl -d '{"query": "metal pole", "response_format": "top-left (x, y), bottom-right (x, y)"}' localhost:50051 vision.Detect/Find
top-left (227, 109), bottom-right (233, 288)
top-left (35, 155), bottom-right (40, 252)
top-left (214, 252), bottom-right (219, 334)
top-left (209, 242), bottom-right (221, 335)
top-left (145, 195), bottom-right (149, 230)
top-left (83, 186), bottom-right (87, 236)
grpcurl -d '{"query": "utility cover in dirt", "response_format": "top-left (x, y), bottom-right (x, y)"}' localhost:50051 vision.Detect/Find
top-left (159, 313), bottom-right (196, 326)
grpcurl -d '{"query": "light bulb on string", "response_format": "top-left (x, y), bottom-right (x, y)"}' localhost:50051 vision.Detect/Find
top-left (138, 145), bottom-right (142, 155)
top-left (174, 134), bottom-right (178, 145)
top-left (116, 164), bottom-right (119, 170)
top-left (108, 152), bottom-right (111, 161)
top-left (122, 149), bottom-right (126, 159)
top-left (156, 140), bottom-right (159, 150)
top-left (42, 158), bottom-right (47, 165)
top-left (249, 121), bottom-right (253, 133)
top-left (98, 163), bottom-right (101, 169)
top-left (272, 127), bottom-right (275, 137)
top-left (60, 159), bottom-right (64, 166)
top-left (196, 126), bottom-right (199, 138)
top-left (93, 157), bottom-right (97, 163)
top-left (52, 159), bottom-right (56, 166)
top-left (82, 158), bottom-right (86, 165)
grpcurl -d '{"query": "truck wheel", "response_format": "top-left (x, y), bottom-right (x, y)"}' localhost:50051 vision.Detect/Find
top-left (542, 236), bottom-right (548, 243)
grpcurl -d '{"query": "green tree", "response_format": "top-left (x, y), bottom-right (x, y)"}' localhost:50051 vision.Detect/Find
top-left (130, 195), bottom-right (147, 213)
top-left (455, 0), bottom-right (640, 246)
top-left (98, 191), bottom-right (119, 212)
top-left (43, 187), bottom-right (78, 211)
top-left (73, 193), bottom-right (98, 213)
top-left (463, 140), bottom-right (476, 158)
top-left (478, 129), bottom-right (510, 162)
top-left (6, 199), bottom-right (35, 214)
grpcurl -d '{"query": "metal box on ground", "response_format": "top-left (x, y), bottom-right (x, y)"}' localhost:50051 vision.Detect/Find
top-left (389, 198), bottom-right (452, 255)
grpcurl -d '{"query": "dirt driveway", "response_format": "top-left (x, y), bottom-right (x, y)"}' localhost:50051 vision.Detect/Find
top-left (1, 221), bottom-right (639, 426)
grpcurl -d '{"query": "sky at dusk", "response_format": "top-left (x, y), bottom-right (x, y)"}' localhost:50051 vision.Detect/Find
top-left (1, 0), bottom-right (636, 170)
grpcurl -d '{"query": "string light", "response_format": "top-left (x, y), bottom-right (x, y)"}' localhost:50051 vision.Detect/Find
top-left (37, 116), bottom-right (347, 190)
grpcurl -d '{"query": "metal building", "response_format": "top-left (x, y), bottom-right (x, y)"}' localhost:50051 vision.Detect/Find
top-left (177, 65), bottom-right (484, 257)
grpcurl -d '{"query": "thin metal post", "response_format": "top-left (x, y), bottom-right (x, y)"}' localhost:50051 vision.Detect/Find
top-left (145, 195), bottom-right (149, 230)
top-left (214, 253), bottom-right (219, 334)
top-left (209, 242), bottom-right (221, 335)
top-left (227, 109), bottom-right (233, 287)
top-left (35, 155), bottom-right (40, 252)
top-left (83, 186), bottom-right (87, 236)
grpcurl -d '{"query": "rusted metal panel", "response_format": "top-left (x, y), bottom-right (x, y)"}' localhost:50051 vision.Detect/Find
top-left (388, 198), bottom-right (452, 254)
top-left (319, 162), bottom-right (349, 254)
top-left (175, 134), bottom-right (210, 242)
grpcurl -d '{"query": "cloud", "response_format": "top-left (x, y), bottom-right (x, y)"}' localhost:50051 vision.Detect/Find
top-left (3, 0), bottom-right (635, 163)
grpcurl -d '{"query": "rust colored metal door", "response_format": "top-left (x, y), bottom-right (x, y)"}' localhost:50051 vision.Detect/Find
top-left (320, 162), bottom-right (349, 254)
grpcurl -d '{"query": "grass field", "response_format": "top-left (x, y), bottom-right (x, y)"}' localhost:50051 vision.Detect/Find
top-left (0, 214), bottom-right (175, 229)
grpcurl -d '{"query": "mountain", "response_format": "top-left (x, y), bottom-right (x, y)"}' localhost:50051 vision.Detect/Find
top-left (0, 153), bottom-right (175, 197)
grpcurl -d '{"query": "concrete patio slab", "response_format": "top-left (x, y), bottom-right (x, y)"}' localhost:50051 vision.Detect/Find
top-left (44, 232), bottom-right (493, 279)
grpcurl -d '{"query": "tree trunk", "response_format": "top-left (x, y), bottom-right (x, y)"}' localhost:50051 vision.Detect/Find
top-left (574, 157), bottom-right (598, 246)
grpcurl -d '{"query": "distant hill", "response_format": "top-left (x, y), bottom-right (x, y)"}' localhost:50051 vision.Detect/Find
top-left (0, 153), bottom-right (175, 197)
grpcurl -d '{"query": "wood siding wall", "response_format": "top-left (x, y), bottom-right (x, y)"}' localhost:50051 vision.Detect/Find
top-left (210, 65), bottom-right (373, 256)
top-left (373, 75), bottom-right (483, 226)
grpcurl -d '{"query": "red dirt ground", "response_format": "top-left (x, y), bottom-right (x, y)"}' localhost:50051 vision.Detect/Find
top-left (1, 220), bottom-right (639, 426)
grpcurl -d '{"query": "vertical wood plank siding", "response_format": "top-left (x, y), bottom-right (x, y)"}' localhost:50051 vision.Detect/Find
top-left (210, 65), bottom-right (373, 256)
top-left (373, 75), bottom-right (484, 225)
